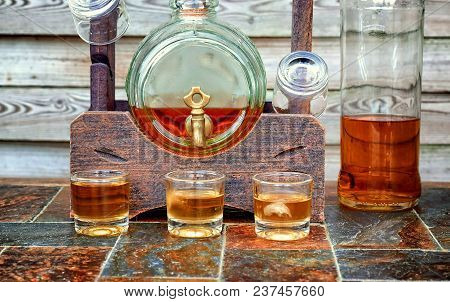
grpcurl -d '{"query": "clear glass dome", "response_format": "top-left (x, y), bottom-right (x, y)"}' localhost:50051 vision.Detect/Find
top-left (126, 0), bottom-right (266, 157)
top-left (68, 0), bottom-right (129, 45)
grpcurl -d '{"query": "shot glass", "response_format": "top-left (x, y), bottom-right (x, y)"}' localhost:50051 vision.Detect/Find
top-left (68, 0), bottom-right (129, 45)
top-left (71, 170), bottom-right (130, 236)
top-left (253, 172), bottom-right (313, 241)
top-left (165, 171), bottom-right (225, 238)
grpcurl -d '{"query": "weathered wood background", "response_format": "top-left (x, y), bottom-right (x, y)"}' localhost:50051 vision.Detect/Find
top-left (0, 0), bottom-right (449, 180)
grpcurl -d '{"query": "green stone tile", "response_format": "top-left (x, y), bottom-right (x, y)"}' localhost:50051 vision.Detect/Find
top-left (336, 249), bottom-right (450, 281)
top-left (35, 186), bottom-right (72, 222)
top-left (415, 184), bottom-right (450, 249)
top-left (325, 206), bottom-right (439, 250)
top-left (0, 223), bottom-right (117, 247)
top-left (101, 223), bottom-right (224, 279)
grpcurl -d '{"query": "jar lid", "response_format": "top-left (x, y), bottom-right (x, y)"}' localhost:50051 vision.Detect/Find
top-left (276, 51), bottom-right (328, 99)
top-left (68, 0), bottom-right (119, 19)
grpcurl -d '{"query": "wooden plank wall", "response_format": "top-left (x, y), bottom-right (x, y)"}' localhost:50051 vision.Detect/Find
top-left (0, 0), bottom-right (449, 180)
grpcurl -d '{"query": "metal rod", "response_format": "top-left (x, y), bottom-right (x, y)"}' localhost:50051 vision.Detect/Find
top-left (291, 0), bottom-right (313, 114)
top-left (291, 0), bottom-right (313, 52)
top-left (88, 5), bottom-right (118, 111)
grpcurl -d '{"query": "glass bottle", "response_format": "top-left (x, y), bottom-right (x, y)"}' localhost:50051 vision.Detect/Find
top-left (126, 0), bottom-right (266, 157)
top-left (339, 0), bottom-right (424, 211)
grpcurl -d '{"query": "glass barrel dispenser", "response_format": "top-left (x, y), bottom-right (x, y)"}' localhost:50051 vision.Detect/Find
top-left (126, 0), bottom-right (266, 157)
top-left (339, 0), bottom-right (424, 211)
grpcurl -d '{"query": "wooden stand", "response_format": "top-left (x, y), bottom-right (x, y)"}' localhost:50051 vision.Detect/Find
top-left (71, 111), bottom-right (325, 222)
top-left (70, 0), bottom-right (326, 222)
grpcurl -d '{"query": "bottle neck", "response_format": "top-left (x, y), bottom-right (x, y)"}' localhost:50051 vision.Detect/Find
top-left (171, 0), bottom-right (218, 19)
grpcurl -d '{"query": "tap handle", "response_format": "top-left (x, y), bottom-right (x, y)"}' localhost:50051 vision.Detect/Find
top-left (183, 87), bottom-right (212, 147)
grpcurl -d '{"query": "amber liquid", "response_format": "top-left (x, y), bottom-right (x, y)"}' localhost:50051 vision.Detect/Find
top-left (338, 115), bottom-right (421, 209)
top-left (131, 106), bottom-right (261, 156)
top-left (254, 193), bottom-right (312, 224)
top-left (167, 189), bottom-right (224, 223)
top-left (71, 181), bottom-right (130, 222)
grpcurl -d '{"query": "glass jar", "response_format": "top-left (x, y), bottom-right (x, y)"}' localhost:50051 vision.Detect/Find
top-left (68, 0), bottom-right (129, 45)
top-left (272, 51), bottom-right (328, 116)
top-left (126, 0), bottom-right (266, 157)
top-left (338, 0), bottom-right (424, 211)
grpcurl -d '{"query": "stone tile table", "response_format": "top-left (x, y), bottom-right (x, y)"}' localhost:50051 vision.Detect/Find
top-left (0, 180), bottom-right (448, 282)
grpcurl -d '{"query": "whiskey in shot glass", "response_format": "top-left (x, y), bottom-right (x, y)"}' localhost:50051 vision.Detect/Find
top-left (71, 170), bottom-right (130, 236)
top-left (253, 172), bottom-right (312, 241)
top-left (165, 171), bottom-right (225, 238)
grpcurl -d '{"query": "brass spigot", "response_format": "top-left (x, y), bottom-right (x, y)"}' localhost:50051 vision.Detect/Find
top-left (184, 86), bottom-right (213, 147)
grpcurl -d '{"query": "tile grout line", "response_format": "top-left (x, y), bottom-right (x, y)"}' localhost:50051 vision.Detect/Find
top-left (102, 276), bottom-right (219, 281)
top-left (0, 183), bottom-right (69, 188)
top-left (95, 234), bottom-right (122, 282)
top-left (217, 224), bottom-right (227, 281)
top-left (341, 278), bottom-right (448, 282)
top-left (412, 209), bottom-right (445, 251)
top-left (0, 245), bottom-right (118, 248)
top-left (224, 222), bottom-right (324, 226)
top-left (323, 223), bottom-right (343, 282)
top-left (30, 187), bottom-right (64, 223)
top-left (342, 278), bottom-right (400, 282)
top-left (334, 247), bottom-right (445, 252)
top-left (129, 221), bottom-right (167, 224)
top-left (0, 221), bottom-right (74, 224)
top-left (0, 246), bottom-right (9, 256)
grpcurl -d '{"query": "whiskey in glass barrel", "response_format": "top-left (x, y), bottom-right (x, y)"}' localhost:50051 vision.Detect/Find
top-left (126, 0), bottom-right (267, 159)
top-left (71, 170), bottom-right (130, 236)
top-left (131, 105), bottom-right (261, 157)
top-left (338, 115), bottom-right (421, 210)
top-left (165, 171), bottom-right (225, 238)
top-left (253, 173), bottom-right (313, 241)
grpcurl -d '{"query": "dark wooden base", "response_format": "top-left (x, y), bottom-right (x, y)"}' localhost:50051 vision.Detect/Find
top-left (70, 112), bottom-right (325, 222)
